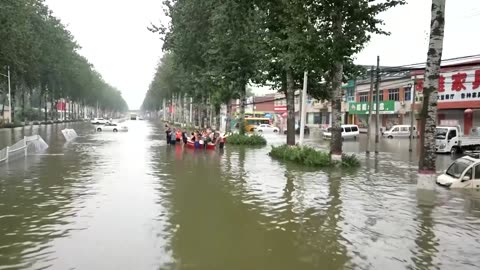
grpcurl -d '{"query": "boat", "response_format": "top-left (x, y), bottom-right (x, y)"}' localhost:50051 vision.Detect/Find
top-left (185, 140), bottom-right (216, 150)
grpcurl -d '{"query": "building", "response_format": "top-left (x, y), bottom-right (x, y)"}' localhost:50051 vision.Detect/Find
top-left (412, 61), bottom-right (480, 135)
top-left (348, 71), bottom-right (413, 132)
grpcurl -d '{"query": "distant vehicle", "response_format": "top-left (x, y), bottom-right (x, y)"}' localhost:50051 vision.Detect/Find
top-left (323, 124), bottom-right (359, 140)
top-left (243, 117), bottom-right (271, 132)
top-left (91, 118), bottom-right (110, 125)
top-left (383, 125), bottom-right (418, 139)
top-left (95, 123), bottom-right (128, 132)
top-left (130, 113), bottom-right (137, 120)
top-left (255, 124), bottom-right (279, 133)
top-left (435, 126), bottom-right (480, 154)
top-left (283, 124), bottom-right (310, 135)
top-left (437, 155), bottom-right (480, 188)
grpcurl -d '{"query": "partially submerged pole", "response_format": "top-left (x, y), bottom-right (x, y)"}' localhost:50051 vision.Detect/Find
top-left (299, 71), bottom-right (308, 145)
top-left (366, 66), bottom-right (374, 154)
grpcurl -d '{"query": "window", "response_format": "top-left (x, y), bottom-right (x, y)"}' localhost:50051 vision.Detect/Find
top-left (400, 127), bottom-right (408, 132)
top-left (373, 90), bottom-right (383, 101)
top-left (474, 166), bottom-right (480, 179)
top-left (344, 127), bottom-right (352, 132)
top-left (351, 126), bottom-right (358, 132)
top-left (359, 93), bottom-right (369, 102)
top-left (388, 88), bottom-right (400, 101)
top-left (404, 87), bottom-right (412, 101)
top-left (448, 129), bottom-right (457, 140)
top-left (392, 127), bottom-right (399, 132)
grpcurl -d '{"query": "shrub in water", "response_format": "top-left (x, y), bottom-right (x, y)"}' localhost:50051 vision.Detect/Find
top-left (227, 134), bottom-right (267, 146)
top-left (269, 144), bottom-right (360, 168)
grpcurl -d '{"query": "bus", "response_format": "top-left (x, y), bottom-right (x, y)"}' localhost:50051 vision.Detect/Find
top-left (244, 117), bottom-right (271, 132)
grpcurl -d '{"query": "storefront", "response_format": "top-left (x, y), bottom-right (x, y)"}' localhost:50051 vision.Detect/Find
top-left (347, 101), bottom-right (395, 129)
top-left (414, 64), bottom-right (480, 135)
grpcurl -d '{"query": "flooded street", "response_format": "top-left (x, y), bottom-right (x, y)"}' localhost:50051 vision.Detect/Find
top-left (1, 121), bottom-right (480, 270)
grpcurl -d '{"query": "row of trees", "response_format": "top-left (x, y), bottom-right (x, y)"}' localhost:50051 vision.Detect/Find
top-left (142, 0), bottom-right (406, 155)
top-left (0, 0), bottom-right (128, 123)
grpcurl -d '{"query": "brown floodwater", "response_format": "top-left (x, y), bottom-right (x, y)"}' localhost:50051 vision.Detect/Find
top-left (0, 121), bottom-right (479, 270)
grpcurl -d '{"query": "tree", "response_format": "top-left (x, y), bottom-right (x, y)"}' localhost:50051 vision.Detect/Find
top-left (310, 0), bottom-right (405, 156)
top-left (418, 0), bottom-right (446, 175)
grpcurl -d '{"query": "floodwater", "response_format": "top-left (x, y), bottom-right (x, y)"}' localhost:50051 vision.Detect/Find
top-left (1, 121), bottom-right (479, 270)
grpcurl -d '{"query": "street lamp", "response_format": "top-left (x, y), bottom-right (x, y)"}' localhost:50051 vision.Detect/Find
top-left (0, 66), bottom-right (12, 124)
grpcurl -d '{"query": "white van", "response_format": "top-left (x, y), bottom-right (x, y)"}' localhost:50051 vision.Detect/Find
top-left (382, 125), bottom-right (418, 139)
top-left (323, 124), bottom-right (360, 140)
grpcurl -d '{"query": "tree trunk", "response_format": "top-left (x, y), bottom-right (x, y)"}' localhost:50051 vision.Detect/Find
top-left (331, 62), bottom-right (344, 157)
top-left (418, 0), bottom-right (446, 173)
top-left (226, 100), bottom-right (232, 133)
top-left (44, 92), bottom-right (48, 122)
top-left (286, 68), bottom-right (295, 145)
top-left (330, 11), bottom-right (344, 158)
top-left (239, 83), bottom-right (247, 135)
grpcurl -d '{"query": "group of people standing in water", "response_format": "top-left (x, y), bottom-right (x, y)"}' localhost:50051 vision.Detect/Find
top-left (165, 124), bottom-right (225, 149)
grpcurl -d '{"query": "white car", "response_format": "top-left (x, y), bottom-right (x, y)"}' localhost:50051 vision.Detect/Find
top-left (91, 118), bottom-right (110, 125)
top-left (437, 155), bottom-right (480, 188)
top-left (323, 124), bottom-right (359, 140)
top-left (255, 124), bottom-right (279, 133)
top-left (95, 123), bottom-right (128, 132)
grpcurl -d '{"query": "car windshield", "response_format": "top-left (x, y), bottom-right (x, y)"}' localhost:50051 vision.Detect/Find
top-left (436, 128), bottom-right (448, 139)
top-left (445, 158), bottom-right (474, 179)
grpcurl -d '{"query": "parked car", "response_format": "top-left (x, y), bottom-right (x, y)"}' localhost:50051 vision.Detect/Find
top-left (91, 118), bottom-right (110, 125)
top-left (382, 125), bottom-right (418, 139)
top-left (283, 124), bottom-right (310, 135)
top-left (323, 124), bottom-right (359, 140)
top-left (437, 154), bottom-right (480, 188)
top-left (255, 124), bottom-right (279, 133)
top-left (95, 123), bottom-right (128, 132)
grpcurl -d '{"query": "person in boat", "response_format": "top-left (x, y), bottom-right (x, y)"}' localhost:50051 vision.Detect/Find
top-left (170, 128), bottom-right (177, 145)
top-left (176, 129), bottom-right (182, 142)
top-left (194, 132), bottom-right (201, 149)
top-left (165, 126), bottom-right (172, 145)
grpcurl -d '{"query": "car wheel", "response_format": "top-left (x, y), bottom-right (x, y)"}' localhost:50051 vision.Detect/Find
top-left (113, 129), bottom-right (118, 132)
top-left (388, 135), bottom-right (393, 139)
top-left (258, 130), bottom-right (263, 133)
top-left (450, 147), bottom-right (459, 155)
top-left (273, 129), bottom-right (278, 133)
top-left (97, 128), bottom-right (102, 132)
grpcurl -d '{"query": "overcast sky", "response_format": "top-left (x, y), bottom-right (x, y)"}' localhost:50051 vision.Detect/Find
top-left (45, 0), bottom-right (480, 110)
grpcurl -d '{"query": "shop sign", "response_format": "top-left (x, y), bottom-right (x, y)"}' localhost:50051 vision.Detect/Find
top-left (348, 101), bottom-right (395, 115)
top-left (415, 68), bottom-right (480, 103)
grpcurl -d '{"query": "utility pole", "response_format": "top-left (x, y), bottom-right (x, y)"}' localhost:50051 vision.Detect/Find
top-left (409, 77), bottom-right (417, 152)
top-left (375, 56), bottom-right (380, 154)
top-left (299, 71), bottom-right (308, 145)
top-left (366, 66), bottom-right (374, 154)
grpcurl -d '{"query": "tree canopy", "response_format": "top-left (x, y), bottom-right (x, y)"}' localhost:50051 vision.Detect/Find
top-left (0, 0), bottom-right (128, 121)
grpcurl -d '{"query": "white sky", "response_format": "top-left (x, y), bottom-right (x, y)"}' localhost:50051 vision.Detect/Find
top-left (45, 0), bottom-right (480, 109)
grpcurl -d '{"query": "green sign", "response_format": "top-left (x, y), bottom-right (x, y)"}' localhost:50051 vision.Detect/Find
top-left (348, 101), bottom-right (395, 114)
top-left (342, 80), bottom-right (355, 89)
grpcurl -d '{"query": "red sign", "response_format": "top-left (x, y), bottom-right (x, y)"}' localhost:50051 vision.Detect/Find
top-left (274, 105), bottom-right (287, 112)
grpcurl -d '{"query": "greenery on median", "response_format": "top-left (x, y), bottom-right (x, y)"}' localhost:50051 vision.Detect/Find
top-left (269, 144), bottom-right (360, 168)
top-left (226, 134), bottom-right (267, 146)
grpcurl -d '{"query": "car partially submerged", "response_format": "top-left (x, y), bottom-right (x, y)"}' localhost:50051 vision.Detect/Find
top-left (437, 154), bottom-right (480, 188)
